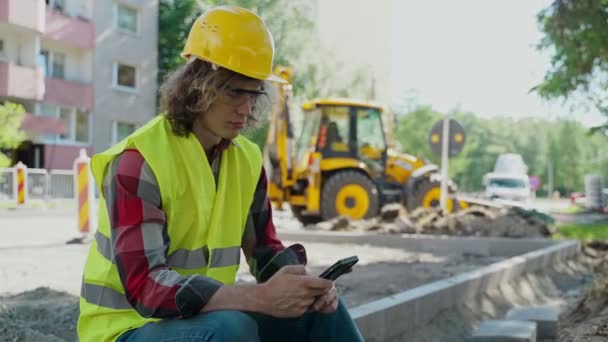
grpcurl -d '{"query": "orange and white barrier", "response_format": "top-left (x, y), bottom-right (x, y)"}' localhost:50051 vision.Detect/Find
top-left (14, 161), bottom-right (27, 206)
top-left (74, 149), bottom-right (95, 235)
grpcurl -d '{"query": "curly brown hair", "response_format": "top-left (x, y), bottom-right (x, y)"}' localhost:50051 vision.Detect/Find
top-left (160, 59), bottom-right (274, 136)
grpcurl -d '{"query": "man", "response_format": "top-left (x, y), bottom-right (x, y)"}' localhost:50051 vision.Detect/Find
top-left (77, 5), bottom-right (363, 342)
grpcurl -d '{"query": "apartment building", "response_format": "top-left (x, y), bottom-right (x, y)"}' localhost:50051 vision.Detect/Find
top-left (0, 0), bottom-right (158, 169)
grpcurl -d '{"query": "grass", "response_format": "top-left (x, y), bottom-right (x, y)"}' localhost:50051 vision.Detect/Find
top-left (558, 205), bottom-right (588, 215)
top-left (554, 222), bottom-right (608, 241)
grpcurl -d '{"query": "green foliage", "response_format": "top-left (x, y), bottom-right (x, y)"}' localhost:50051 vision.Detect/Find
top-left (241, 124), bottom-right (269, 151)
top-left (394, 106), bottom-right (442, 162)
top-left (555, 223), bottom-right (608, 241)
top-left (536, 0), bottom-right (608, 117)
top-left (158, 0), bottom-right (199, 86)
top-left (0, 102), bottom-right (27, 167)
top-left (394, 106), bottom-right (608, 194)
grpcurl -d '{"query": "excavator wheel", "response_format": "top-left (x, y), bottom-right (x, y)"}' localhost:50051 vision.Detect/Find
top-left (290, 206), bottom-right (321, 225)
top-left (408, 178), bottom-right (455, 213)
top-left (320, 171), bottom-right (380, 221)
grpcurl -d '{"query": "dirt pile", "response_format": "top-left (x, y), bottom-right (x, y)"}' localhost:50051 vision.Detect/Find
top-left (559, 242), bottom-right (608, 342)
top-left (306, 204), bottom-right (553, 238)
top-left (0, 287), bottom-right (78, 342)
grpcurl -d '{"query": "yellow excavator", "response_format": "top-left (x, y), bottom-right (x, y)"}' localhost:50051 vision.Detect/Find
top-left (264, 67), bottom-right (463, 223)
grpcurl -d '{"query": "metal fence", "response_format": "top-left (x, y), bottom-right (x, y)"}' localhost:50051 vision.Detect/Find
top-left (27, 169), bottom-right (49, 200)
top-left (0, 168), bottom-right (14, 201)
top-left (0, 167), bottom-right (76, 203)
top-left (49, 170), bottom-right (75, 199)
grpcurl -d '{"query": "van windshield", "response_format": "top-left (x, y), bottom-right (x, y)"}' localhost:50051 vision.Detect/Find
top-left (488, 178), bottom-right (528, 188)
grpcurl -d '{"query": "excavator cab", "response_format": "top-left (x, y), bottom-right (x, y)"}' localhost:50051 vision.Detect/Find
top-left (285, 99), bottom-right (390, 222)
top-left (295, 100), bottom-right (387, 175)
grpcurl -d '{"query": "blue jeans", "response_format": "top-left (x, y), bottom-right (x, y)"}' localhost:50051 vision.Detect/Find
top-left (117, 299), bottom-right (363, 342)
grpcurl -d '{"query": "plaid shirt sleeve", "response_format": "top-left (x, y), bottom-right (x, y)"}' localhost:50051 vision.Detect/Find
top-left (241, 167), bottom-right (307, 283)
top-left (103, 149), bottom-right (222, 319)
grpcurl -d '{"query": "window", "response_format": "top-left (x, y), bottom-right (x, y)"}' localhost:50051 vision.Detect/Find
top-left (116, 4), bottom-right (138, 33)
top-left (75, 111), bottom-right (90, 143)
top-left (36, 104), bottom-right (90, 144)
top-left (40, 103), bottom-right (57, 117)
top-left (356, 108), bottom-right (386, 155)
top-left (51, 52), bottom-right (65, 79)
top-left (321, 106), bottom-right (350, 150)
top-left (115, 63), bottom-right (137, 89)
top-left (39, 50), bottom-right (49, 75)
top-left (46, 0), bottom-right (65, 12)
top-left (59, 108), bottom-right (71, 140)
top-left (52, 0), bottom-right (65, 12)
top-left (113, 122), bottom-right (136, 143)
top-left (39, 50), bottom-right (65, 79)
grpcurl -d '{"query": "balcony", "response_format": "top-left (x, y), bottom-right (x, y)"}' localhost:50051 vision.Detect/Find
top-left (44, 9), bottom-right (94, 49)
top-left (44, 77), bottom-right (94, 112)
top-left (0, 61), bottom-right (44, 101)
top-left (0, 0), bottom-right (45, 32)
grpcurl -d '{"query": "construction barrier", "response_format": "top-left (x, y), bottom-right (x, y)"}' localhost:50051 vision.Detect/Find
top-left (74, 149), bottom-right (94, 235)
top-left (15, 162), bottom-right (27, 206)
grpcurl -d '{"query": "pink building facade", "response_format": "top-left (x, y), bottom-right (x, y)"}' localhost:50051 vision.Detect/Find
top-left (0, 0), bottom-right (158, 170)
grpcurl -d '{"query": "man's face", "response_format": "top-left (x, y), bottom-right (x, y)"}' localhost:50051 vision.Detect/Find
top-left (200, 77), bottom-right (265, 141)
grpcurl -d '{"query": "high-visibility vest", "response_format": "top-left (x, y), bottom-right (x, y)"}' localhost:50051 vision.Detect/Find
top-left (78, 116), bottom-right (262, 341)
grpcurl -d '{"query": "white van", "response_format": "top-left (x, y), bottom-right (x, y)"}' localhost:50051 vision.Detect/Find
top-left (483, 172), bottom-right (531, 202)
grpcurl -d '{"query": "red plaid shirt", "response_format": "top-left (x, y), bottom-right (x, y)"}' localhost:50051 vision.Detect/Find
top-left (101, 139), bottom-right (306, 318)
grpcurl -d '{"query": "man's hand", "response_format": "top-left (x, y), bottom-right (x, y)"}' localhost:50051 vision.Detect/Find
top-left (310, 283), bottom-right (338, 314)
top-left (257, 265), bottom-right (332, 318)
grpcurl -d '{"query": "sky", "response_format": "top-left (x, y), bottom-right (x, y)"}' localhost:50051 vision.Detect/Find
top-left (389, 0), bottom-right (605, 127)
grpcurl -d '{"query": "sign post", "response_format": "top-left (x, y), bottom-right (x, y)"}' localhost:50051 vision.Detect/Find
top-left (429, 118), bottom-right (466, 212)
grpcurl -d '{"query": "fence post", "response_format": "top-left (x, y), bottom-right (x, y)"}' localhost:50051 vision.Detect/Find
top-left (14, 162), bottom-right (27, 206)
top-left (74, 149), bottom-right (94, 235)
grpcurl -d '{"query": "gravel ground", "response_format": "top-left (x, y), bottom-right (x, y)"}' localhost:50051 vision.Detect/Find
top-left (0, 209), bottom-right (505, 341)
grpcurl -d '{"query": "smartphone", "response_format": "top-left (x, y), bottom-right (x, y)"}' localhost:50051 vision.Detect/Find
top-left (319, 256), bottom-right (359, 281)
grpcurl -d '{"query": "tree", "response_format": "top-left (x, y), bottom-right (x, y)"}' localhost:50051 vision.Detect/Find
top-left (0, 102), bottom-right (26, 167)
top-left (535, 1), bottom-right (608, 121)
top-left (394, 106), bottom-right (442, 161)
top-left (393, 104), bottom-right (608, 194)
top-left (158, 0), bottom-right (199, 88)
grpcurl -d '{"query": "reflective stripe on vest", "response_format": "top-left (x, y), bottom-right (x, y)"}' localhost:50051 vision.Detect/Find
top-left (81, 282), bottom-right (132, 310)
top-left (95, 231), bottom-right (240, 269)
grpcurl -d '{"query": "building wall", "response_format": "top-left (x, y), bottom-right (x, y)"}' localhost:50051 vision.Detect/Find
top-left (0, 29), bottom-right (21, 62)
top-left (92, 0), bottom-right (159, 152)
top-left (1, 0), bottom-right (159, 166)
top-left (18, 35), bottom-right (39, 67)
top-left (63, 0), bottom-right (94, 19)
top-left (44, 144), bottom-right (93, 170)
top-left (40, 39), bottom-right (92, 83)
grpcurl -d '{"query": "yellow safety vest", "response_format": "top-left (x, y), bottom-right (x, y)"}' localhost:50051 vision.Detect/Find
top-left (77, 115), bottom-right (262, 342)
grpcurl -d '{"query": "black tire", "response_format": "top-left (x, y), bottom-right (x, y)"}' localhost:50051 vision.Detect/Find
top-left (320, 171), bottom-right (380, 221)
top-left (290, 206), bottom-right (321, 225)
top-left (407, 178), bottom-right (456, 212)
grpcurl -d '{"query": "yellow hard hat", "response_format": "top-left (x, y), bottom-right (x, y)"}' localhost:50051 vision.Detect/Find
top-left (181, 6), bottom-right (286, 83)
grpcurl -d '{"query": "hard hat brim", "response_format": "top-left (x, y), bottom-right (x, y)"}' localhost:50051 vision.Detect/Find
top-left (266, 73), bottom-right (288, 84)
top-left (184, 54), bottom-right (288, 84)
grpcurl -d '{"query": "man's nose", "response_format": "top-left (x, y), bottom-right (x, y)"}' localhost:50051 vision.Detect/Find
top-left (236, 97), bottom-right (254, 117)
